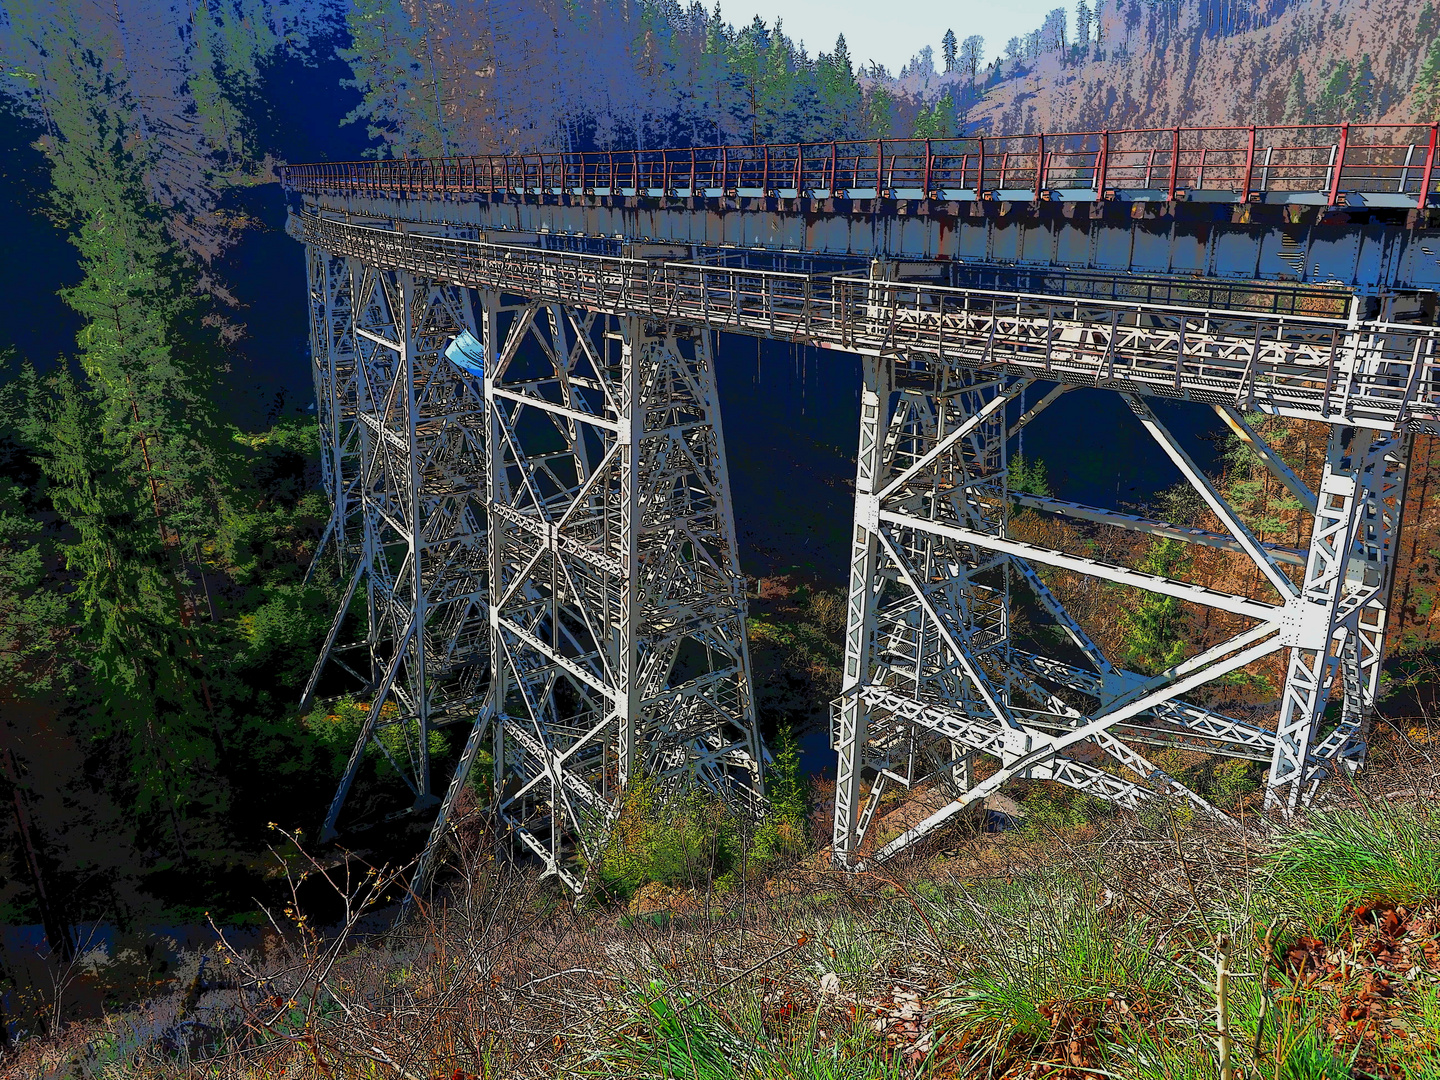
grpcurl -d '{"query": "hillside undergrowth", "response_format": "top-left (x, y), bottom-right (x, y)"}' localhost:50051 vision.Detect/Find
top-left (7, 732), bottom-right (1439, 1080)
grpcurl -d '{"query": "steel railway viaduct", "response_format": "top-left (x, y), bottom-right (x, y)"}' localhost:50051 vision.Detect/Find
top-left (284, 125), bottom-right (1440, 893)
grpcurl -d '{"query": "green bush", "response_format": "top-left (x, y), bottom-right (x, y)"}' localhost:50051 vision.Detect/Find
top-left (596, 728), bottom-right (814, 903)
top-left (303, 696), bottom-right (447, 780)
top-left (235, 582), bottom-right (334, 689)
top-left (750, 726), bottom-right (811, 865)
top-left (1009, 453), bottom-right (1052, 497)
top-left (1018, 784), bottom-right (1108, 837)
top-left (596, 781), bottom-right (743, 903)
top-left (1121, 538), bottom-right (1191, 673)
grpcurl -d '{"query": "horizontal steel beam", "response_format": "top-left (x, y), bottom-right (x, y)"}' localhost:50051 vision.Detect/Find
top-left (876, 510), bottom-right (1284, 621)
top-left (296, 212), bottom-right (1440, 435)
top-left (1011, 493), bottom-right (1307, 564)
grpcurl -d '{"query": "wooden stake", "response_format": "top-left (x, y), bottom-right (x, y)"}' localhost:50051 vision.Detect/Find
top-left (1216, 932), bottom-right (1234, 1080)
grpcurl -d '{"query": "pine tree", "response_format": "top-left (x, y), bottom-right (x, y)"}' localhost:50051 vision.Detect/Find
top-left (961, 36), bottom-right (985, 83)
top-left (340, 0), bottom-right (445, 157)
top-left (864, 83), bottom-right (895, 138)
top-left (1122, 539), bottom-right (1191, 674)
top-left (39, 371), bottom-right (223, 861)
top-left (1348, 53), bottom-right (1375, 119)
top-left (1420, 2), bottom-right (1437, 40)
top-left (815, 35), bottom-right (863, 138)
top-left (1284, 69), bottom-right (1309, 123)
top-left (1041, 8), bottom-right (1068, 55)
top-left (1316, 60), bottom-right (1353, 122)
top-left (0, 365), bottom-right (69, 704)
top-left (941, 29), bottom-right (958, 73)
top-left (17, 13), bottom-right (235, 861)
top-left (1076, 0), bottom-right (1093, 50)
top-left (913, 91), bottom-right (957, 139)
top-left (1416, 38), bottom-right (1440, 122)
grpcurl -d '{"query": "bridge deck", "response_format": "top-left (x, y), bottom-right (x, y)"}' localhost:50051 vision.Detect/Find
top-left (286, 127), bottom-right (1440, 294)
top-left (285, 124), bottom-right (1440, 209)
top-left (298, 210), bottom-right (1440, 436)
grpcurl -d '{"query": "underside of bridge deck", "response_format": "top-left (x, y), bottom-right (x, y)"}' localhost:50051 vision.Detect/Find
top-left (286, 131), bottom-right (1440, 891)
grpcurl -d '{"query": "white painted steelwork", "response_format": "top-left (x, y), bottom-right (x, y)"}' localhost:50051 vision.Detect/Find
top-left (301, 263), bottom-right (491, 845)
top-left (292, 181), bottom-right (1426, 886)
top-left (302, 245), bottom-right (763, 890)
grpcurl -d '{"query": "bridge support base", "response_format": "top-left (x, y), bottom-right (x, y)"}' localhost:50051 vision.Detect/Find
top-left (482, 302), bottom-right (763, 890)
top-left (833, 350), bottom-right (1411, 865)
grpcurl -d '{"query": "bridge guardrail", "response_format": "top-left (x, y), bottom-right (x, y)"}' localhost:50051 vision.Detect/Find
top-left (283, 123), bottom-right (1440, 206)
top-left (298, 212), bottom-right (1440, 435)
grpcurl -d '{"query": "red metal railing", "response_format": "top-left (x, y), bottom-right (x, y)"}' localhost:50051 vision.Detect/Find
top-left (283, 123), bottom-right (1440, 206)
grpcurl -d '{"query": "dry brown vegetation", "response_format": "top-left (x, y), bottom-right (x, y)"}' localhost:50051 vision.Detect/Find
top-left (0, 699), bottom-right (1435, 1080)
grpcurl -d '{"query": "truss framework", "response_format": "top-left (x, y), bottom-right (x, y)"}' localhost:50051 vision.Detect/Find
top-left (301, 259), bottom-right (491, 842)
top-left (303, 247), bottom-right (363, 585)
top-left (482, 301), bottom-right (763, 888)
top-left (298, 218), bottom-right (1419, 883)
top-left (833, 345), bottom-right (1412, 864)
top-left (303, 253), bottom-right (764, 887)
top-left (295, 212), bottom-right (1440, 436)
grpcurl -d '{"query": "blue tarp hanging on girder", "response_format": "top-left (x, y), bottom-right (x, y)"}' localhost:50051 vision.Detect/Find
top-left (444, 329), bottom-right (485, 378)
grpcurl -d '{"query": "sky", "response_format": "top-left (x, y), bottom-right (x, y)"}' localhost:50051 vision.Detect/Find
top-left (733, 0), bottom-right (1064, 73)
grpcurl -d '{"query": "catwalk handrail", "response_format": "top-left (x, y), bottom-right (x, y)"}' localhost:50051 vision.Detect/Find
top-left (283, 122), bottom-right (1440, 204)
top-left (297, 211), bottom-right (1440, 435)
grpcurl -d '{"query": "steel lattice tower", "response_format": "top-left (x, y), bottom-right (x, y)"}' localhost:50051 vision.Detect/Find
top-left (482, 301), bottom-right (762, 888)
top-left (302, 260), bottom-right (491, 842)
top-left (285, 124), bottom-right (1440, 886)
top-left (302, 247), bottom-right (764, 887)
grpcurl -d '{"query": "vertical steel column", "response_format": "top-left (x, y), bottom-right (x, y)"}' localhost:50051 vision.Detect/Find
top-left (833, 349), bottom-right (1025, 864)
top-left (832, 354), bottom-right (892, 865)
top-left (400, 274), bottom-right (433, 807)
top-left (298, 246), bottom-right (363, 711)
top-left (1268, 426), bottom-right (1411, 811)
top-left (614, 316), bottom-right (643, 787)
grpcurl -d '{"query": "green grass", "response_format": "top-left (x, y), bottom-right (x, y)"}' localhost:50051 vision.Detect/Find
top-left (1264, 799), bottom-right (1440, 932)
top-left (933, 875), bottom-right (1182, 1076)
top-left (1106, 1025), bottom-right (1225, 1080)
top-left (579, 981), bottom-right (912, 1079)
top-left (1378, 979), bottom-right (1440, 1079)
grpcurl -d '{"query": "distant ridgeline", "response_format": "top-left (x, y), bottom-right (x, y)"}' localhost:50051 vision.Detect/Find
top-left (969, 0), bottom-right (1440, 134)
